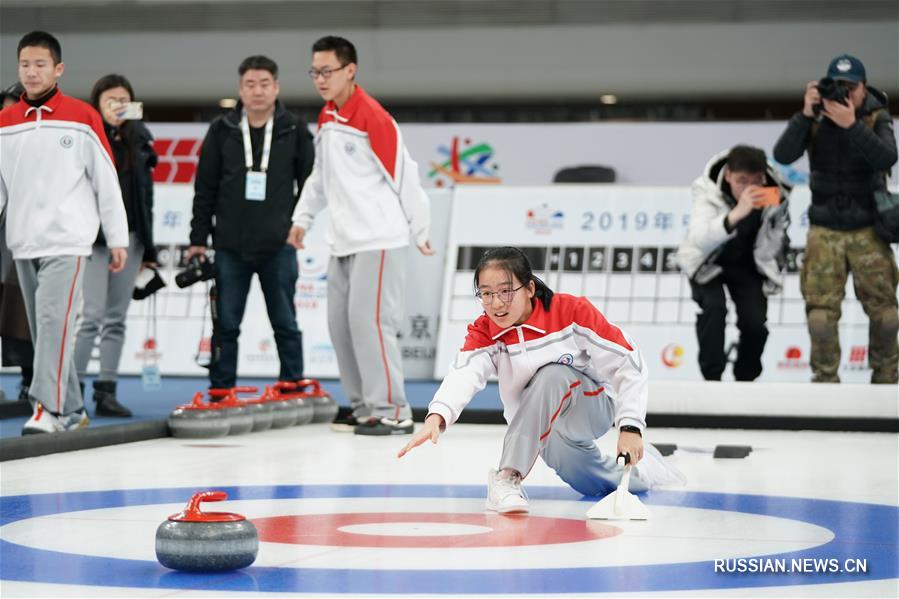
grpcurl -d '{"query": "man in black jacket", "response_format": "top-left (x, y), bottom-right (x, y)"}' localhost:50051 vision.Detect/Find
top-left (188, 55), bottom-right (314, 389)
top-left (774, 54), bottom-right (898, 384)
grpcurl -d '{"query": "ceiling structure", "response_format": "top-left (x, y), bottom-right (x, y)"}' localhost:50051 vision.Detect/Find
top-left (2, 1), bottom-right (897, 108)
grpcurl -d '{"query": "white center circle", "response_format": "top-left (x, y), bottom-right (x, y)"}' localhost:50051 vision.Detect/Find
top-left (338, 522), bottom-right (494, 537)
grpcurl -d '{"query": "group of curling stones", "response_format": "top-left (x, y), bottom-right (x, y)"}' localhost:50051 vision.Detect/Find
top-left (167, 378), bottom-right (338, 438)
top-left (157, 380), bottom-right (338, 572)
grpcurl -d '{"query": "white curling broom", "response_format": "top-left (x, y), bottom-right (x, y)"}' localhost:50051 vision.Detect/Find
top-left (586, 453), bottom-right (650, 520)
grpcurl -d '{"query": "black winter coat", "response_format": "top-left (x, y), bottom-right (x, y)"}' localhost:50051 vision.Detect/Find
top-left (97, 120), bottom-right (158, 262)
top-left (773, 86), bottom-right (897, 231)
top-left (190, 100), bottom-right (314, 259)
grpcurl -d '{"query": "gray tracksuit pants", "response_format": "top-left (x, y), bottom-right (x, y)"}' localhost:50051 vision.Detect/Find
top-left (15, 255), bottom-right (85, 415)
top-left (73, 234), bottom-right (144, 381)
top-left (327, 248), bottom-right (411, 421)
top-left (499, 364), bottom-right (650, 496)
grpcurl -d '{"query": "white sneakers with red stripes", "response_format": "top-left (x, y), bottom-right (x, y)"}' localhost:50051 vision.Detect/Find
top-left (22, 403), bottom-right (90, 435)
top-left (486, 469), bottom-right (530, 513)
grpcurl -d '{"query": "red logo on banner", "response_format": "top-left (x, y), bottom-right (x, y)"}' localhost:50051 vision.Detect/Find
top-left (661, 343), bottom-right (684, 368)
top-left (151, 138), bottom-right (202, 184)
top-left (777, 346), bottom-right (808, 370)
top-left (844, 345), bottom-right (868, 371)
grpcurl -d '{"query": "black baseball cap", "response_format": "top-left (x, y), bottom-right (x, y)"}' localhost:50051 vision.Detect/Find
top-left (826, 54), bottom-right (866, 83)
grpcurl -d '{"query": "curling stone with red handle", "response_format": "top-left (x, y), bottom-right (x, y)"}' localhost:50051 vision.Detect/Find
top-left (167, 393), bottom-right (230, 438)
top-left (208, 388), bottom-right (254, 435)
top-left (233, 386), bottom-right (273, 432)
top-left (267, 383), bottom-right (301, 428)
top-left (272, 381), bottom-right (314, 426)
top-left (297, 379), bottom-right (338, 423)
top-left (155, 491), bottom-right (258, 571)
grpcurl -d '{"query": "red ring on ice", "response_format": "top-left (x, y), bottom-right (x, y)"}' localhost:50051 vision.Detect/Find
top-left (254, 512), bottom-right (621, 548)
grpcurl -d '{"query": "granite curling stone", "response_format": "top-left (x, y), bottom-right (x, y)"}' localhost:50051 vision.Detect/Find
top-left (273, 381), bottom-right (314, 426)
top-left (167, 393), bottom-right (230, 438)
top-left (234, 386), bottom-right (273, 433)
top-left (155, 490), bottom-right (258, 572)
top-left (265, 383), bottom-right (299, 428)
top-left (297, 379), bottom-right (338, 423)
top-left (209, 388), bottom-right (255, 435)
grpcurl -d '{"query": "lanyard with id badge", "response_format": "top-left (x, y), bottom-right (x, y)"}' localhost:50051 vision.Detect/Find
top-left (241, 112), bottom-right (273, 201)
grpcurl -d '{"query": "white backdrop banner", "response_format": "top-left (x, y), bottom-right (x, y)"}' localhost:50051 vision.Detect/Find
top-left (433, 185), bottom-right (894, 384)
top-left (99, 121), bottom-right (895, 382)
top-left (144, 119), bottom-right (897, 190)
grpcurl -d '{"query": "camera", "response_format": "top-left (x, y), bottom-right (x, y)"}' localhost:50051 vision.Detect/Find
top-left (813, 77), bottom-right (848, 115)
top-left (175, 255), bottom-right (214, 288)
top-left (133, 267), bottom-right (167, 300)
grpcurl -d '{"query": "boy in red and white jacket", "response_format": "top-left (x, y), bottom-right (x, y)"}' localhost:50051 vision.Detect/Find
top-left (0, 31), bottom-right (128, 434)
top-left (400, 247), bottom-right (684, 513)
top-left (288, 36), bottom-right (433, 436)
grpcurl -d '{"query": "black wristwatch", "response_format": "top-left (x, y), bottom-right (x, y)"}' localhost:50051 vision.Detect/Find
top-left (619, 425), bottom-right (642, 437)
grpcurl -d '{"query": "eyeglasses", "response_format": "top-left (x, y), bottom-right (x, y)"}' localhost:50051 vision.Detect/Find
top-left (476, 285), bottom-right (524, 306)
top-left (731, 174), bottom-right (766, 186)
top-left (307, 64), bottom-right (348, 80)
top-left (836, 80), bottom-right (860, 91)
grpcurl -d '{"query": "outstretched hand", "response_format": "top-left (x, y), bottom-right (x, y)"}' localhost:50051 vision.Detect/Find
top-left (397, 413), bottom-right (444, 458)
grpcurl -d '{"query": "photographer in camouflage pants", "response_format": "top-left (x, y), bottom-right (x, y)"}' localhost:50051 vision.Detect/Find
top-left (774, 54), bottom-right (898, 384)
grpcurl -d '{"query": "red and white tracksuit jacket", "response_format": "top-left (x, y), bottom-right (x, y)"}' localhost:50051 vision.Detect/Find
top-left (0, 90), bottom-right (128, 259)
top-left (291, 85), bottom-right (430, 257)
top-left (428, 293), bottom-right (648, 432)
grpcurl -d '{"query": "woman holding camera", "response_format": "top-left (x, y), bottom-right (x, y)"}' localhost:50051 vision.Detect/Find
top-left (73, 74), bottom-right (158, 417)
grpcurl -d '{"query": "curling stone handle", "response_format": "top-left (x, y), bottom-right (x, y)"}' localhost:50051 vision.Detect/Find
top-left (274, 381), bottom-right (297, 391)
top-left (186, 490), bottom-right (228, 514)
top-left (191, 392), bottom-right (205, 407)
top-left (616, 452), bottom-right (631, 467)
top-left (295, 379), bottom-right (321, 394)
top-left (233, 386), bottom-right (259, 394)
top-left (208, 388), bottom-right (232, 399)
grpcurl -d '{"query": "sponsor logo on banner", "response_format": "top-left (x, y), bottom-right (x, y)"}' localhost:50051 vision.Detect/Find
top-left (843, 345), bottom-right (869, 371)
top-left (298, 254), bottom-right (327, 280)
top-left (777, 346), bottom-right (808, 370)
top-left (246, 338), bottom-right (277, 363)
top-left (307, 343), bottom-right (336, 366)
top-left (295, 280), bottom-right (327, 311)
top-left (151, 138), bottom-right (203, 183)
top-left (428, 136), bottom-right (501, 187)
top-left (660, 344), bottom-right (684, 368)
top-left (526, 204), bottom-right (564, 234)
top-left (400, 314), bottom-right (436, 360)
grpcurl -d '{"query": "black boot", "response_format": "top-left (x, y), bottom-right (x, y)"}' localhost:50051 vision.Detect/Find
top-left (93, 380), bottom-right (133, 417)
top-left (17, 384), bottom-right (30, 403)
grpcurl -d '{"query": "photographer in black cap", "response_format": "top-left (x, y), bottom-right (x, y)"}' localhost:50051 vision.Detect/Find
top-left (773, 54), bottom-right (898, 384)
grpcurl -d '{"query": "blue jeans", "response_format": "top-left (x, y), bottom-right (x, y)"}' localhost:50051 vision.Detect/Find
top-left (210, 246), bottom-right (303, 388)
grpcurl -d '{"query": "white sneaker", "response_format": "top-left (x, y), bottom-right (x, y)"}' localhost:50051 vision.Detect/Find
top-left (60, 410), bottom-right (90, 431)
top-left (22, 403), bottom-right (64, 435)
top-left (633, 443), bottom-right (687, 488)
top-left (486, 469), bottom-right (529, 513)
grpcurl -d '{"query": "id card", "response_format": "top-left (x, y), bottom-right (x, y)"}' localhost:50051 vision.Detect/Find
top-left (142, 364), bottom-right (162, 391)
top-left (245, 171), bottom-right (267, 201)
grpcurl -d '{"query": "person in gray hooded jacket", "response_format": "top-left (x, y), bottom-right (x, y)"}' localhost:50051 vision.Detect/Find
top-left (677, 145), bottom-right (790, 381)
